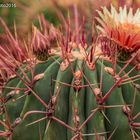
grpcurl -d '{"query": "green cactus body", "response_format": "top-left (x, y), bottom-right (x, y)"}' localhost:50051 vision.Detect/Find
top-left (1, 3), bottom-right (140, 140)
top-left (1, 53), bottom-right (140, 140)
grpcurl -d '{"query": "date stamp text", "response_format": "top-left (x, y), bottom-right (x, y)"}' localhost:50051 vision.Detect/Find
top-left (0, 3), bottom-right (16, 8)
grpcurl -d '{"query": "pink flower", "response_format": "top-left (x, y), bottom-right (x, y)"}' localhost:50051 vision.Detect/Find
top-left (97, 5), bottom-right (140, 60)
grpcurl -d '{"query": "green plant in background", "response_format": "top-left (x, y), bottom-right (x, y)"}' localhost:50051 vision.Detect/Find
top-left (0, 0), bottom-right (62, 36)
top-left (0, 5), bottom-right (140, 140)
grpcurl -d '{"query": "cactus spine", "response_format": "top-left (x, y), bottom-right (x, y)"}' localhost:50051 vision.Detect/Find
top-left (0, 5), bottom-right (140, 140)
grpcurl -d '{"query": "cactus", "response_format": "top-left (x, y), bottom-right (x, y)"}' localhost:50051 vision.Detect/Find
top-left (0, 5), bottom-right (140, 140)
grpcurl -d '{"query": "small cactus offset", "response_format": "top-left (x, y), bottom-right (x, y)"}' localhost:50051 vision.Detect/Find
top-left (0, 5), bottom-right (140, 140)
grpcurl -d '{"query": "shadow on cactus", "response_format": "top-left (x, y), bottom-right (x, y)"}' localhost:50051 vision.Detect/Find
top-left (0, 5), bottom-right (140, 140)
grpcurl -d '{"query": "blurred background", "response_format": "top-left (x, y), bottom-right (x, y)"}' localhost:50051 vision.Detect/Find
top-left (0, 0), bottom-right (140, 38)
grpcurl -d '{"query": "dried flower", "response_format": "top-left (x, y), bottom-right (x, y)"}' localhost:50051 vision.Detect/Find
top-left (0, 19), bottom-right (27, 82)
top-left (31, 26), bottom-right (50, 61)
top-left (49, 24), bottom-right (59, 43)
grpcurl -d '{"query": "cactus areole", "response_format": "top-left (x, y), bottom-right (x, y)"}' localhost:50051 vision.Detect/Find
top-left (1, 5), bottom-right (140, 140)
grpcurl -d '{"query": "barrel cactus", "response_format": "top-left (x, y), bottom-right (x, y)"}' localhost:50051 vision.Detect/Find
top-left (0, 5), bottom-right (140, 140)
